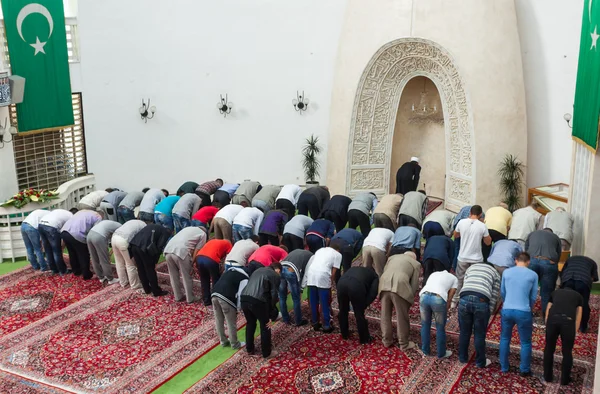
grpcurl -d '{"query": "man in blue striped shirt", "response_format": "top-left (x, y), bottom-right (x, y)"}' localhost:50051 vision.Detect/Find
top-left (458, 262), bottom-right (501, 368)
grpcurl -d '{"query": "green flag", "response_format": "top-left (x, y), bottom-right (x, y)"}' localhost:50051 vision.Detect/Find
top-left (573, 0), bottom-right (600, 151)
top-left (1, 0), bottom-right (73, 132)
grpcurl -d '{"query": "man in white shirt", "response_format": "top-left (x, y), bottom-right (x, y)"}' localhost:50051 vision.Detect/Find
top-left (419, 270), bottom-right (458, 358)
top-left (165, 227), bottom-right (207, 303)
top-left (232, 207), bottom-right (264, 243)
top-left (211, 204), bottom-right (244, 242)
top-left (275, 184), bottom-right (302, 219)
top-left (38, 209), bottom-right (74, 274)
top-left (77, 189), bottom-right (109, 211)
top-left (508, 201), bottom-right (542, 248)
top-left (225, 238), bottom-right (260, 271)
top-left (21, 209), bottom-right (50, 271)
top-left (544, 207), bottom-right (574, 251)
top-left (306, 245), bottom-right (342, 333)
top-left (452, 205), bottom-right (492, 305)
top-left (362, 227), bottom-right (394, 276)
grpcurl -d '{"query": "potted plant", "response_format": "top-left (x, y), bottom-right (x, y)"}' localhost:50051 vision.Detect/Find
top-left (498, 154), bottom-right (525, 212)
top-left (302, 134), bottom-right (322, 186)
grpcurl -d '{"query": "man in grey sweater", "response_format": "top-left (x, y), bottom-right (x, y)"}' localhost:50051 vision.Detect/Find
top-left (398, 191), bottom-right (428, 228)
top-left (347, 192), bottom-right (378, 238)
top-left (526, 228), bottom-right (562, 320)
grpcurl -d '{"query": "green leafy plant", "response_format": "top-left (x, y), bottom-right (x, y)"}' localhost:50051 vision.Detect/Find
top-left (498, 154), bottom-right (525, 212)
top-left (302, 134), bottom-right (322, 184)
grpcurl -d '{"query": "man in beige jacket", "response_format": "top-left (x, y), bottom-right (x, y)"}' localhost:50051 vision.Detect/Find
top-left (373, 194), bottom-right (403, 231)
top-left (378, 251), bottom-right (421, 350)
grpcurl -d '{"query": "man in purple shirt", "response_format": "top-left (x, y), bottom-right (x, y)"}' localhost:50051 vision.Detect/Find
top-left (61, 210), bottom-right (103, 280)
top-left (258, 209), bottom-right (289, 246)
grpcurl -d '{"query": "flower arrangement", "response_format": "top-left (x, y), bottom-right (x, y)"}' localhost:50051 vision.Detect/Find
top-left (1, 188), bottom-right (59, 209)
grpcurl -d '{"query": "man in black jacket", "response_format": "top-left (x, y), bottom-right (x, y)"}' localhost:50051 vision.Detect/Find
top-left (241, 264), bottom-right (282, 358)
top-left (560, 256), bottom-right (599, 333)
top-left (337, 266), bottom-right (379, 344)
top-left (297, 186), bottom-right (330, 219)
top-left (211, 267), bottom-right (250, 349)
top-left (396, 157), bottom-right (421, 194)
top-left (320, 195), bottom-right (352, 233)
top-left (129, 224), bottom-right (172, 297)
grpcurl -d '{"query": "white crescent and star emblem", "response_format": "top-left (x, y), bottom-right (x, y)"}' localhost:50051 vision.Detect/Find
top-left (16, 3), bottom-right (54, 56)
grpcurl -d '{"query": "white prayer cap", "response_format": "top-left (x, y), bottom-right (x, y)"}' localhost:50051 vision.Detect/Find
top-left (411, 157), bottom-right (419, 162)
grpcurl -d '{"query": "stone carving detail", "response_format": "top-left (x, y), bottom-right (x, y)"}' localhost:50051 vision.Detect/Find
top-left (347, 38), bottom-right (475, 206)
top-left (448, 176), bottom-right (472, 203)
top-left (350, 169), bottom-right (384, 190)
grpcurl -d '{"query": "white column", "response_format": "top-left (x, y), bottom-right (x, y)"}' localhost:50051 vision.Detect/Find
top-left (568, 141), bottom-right (593, 255)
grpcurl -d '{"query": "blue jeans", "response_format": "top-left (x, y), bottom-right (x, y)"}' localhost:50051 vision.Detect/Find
top-left (453, 237), bottom-right (461, 271)
top-left (232, 224), bottom-right (253, 243)
top-left (173, 214), bottom-right (191, 233)
top-left (458, 295), bottom-right (490, 367)
top-left (528, 258), bottom-right (558, 317)
top-left (420, 293), bottom-right (448, 358)
top-left (154, 213), bottom-right (174, 233)
top-left (21, 223), bottom-right (47, 270)
top-left (500, 309), bottom-right (532, 373)
top-left (191, 219), bottom-right (207, 229)
top-left (279, 268), bottom-right (302, 325)
top-left (117, 207), bottom-right (136, 224)
top-left (38, 224), bottom-right (67, 274)
top-left (139, 211), bottom-right (154, 223)
top-left (309, 286), bottom-right (331, 329)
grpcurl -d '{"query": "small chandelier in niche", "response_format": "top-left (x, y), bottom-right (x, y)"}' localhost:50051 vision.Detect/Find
top-left (409, 79), bottom-right (443, 125)
top-left (139, 99), bottom-right (156, 123)
top-left (217, 94), bottom-right (233, 117)
top-left (293, 91), bottom-right (309, 113)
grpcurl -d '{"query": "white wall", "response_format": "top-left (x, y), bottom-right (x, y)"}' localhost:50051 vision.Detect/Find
top-left (516, 0), bottom-right (583, 188)
top-left (77, 0), bottom-right (346, 193)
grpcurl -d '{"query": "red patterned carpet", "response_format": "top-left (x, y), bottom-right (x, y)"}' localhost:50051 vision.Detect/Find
top-left (0, 370), bottom-right (70, 394)
top-left (0, 276), bottom-right (244, 393)
top-left (0, 268), bottom-right (104, 338)
top-left (186, 319), bottom-right (466, 394)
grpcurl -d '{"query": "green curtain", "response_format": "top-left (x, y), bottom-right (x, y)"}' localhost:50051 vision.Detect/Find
top-left (573, 0), bottom-right (600, 151)
top-left (1, 0), bottom-right (73, 132)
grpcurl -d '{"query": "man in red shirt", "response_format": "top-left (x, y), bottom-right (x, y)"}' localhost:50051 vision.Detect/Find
top-left (196, 239), bottom-right (233, 306)
top-left (192, 205), bottom-right (220, 230)
top-left (246, 244), bottom-right (288, 275)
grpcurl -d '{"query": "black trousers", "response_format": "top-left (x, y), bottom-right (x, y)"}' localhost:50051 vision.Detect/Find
top-left (245, 260), bottom-right (265, 276)
top-left (562, 279), bottom-right (591, 332)
top-left (276, 198), bottom-right (296, 219)
top-left (282, 233), bottom-right (304, 252)
top-left (195, 192), bottom-right (212, 209)
top-left (482, 229), bottom-right (506, 261)
top-left (337, 277), bottom-right (370, 343)
top-left (196, 256), bottom-right (221, 306)
top-left (544, 314), bottom-right (576, 385)
top-left (213, 190), bottom-right (231, 207)
top-left (398, 214), bottom-right (420, 228)
top-left (348, 209), bottom-right (371, 238)
top-left (332, 242), bottom-right (359, 283)
top-left (322, 210), bottom-right (346, 233)
top-left (242, 300), bottom-right (273, 357)
top-left (373, 213), bottom-right (395, 231)
top-left (259, 233), bottom-right (280, 246)
top-left (422, 258), bottom-right (446, 286)
top-left (61, 231), bottom-right (92, 280)
top-left (297, 194), bottom-right (320, 219)
top-left (130, 245), bottom-right (163, 296)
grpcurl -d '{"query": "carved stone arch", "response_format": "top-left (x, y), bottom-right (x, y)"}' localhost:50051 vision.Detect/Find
top-left (346, 38), bottom-right (475, 211)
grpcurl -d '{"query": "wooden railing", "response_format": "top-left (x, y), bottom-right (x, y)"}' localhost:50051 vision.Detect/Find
top-left (0, 175), bottom-right (96, 262)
